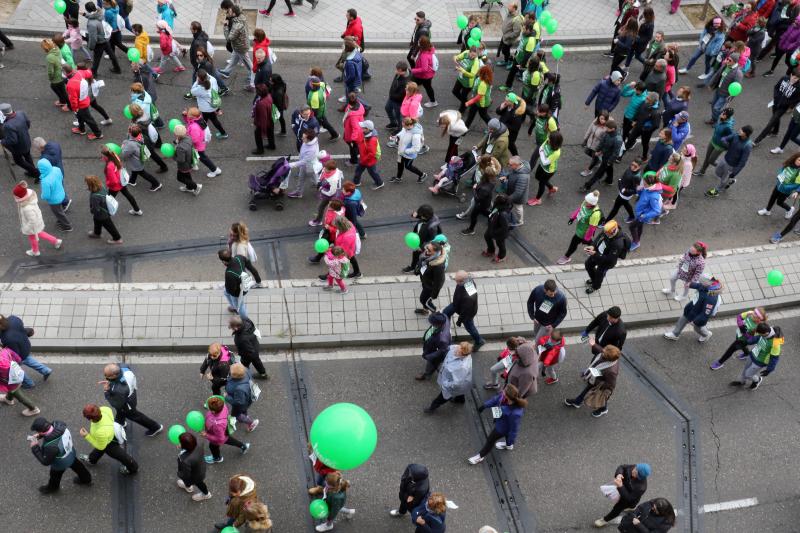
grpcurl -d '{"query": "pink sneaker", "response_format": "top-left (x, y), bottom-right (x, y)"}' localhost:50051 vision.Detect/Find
top-left (284, 11), bottom-right (296, 16)
top-left (152, 67), bottom-right (163, 74)
top-left (258, 9), bottom-right (270, 15)
top-left (173, 66), bottom-right (186, 72)
top-left (527, 198), bottom-right (542, 206)
top-left (556, 256), bottom-right (571, 265)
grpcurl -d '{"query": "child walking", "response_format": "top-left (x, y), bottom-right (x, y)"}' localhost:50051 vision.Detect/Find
top-left (323, 246), bottom-right (350, 294)
top-left (315, 471), bottom-right (355, 531)
top-left (201, 396), bottom-right (250, 464)
top-left (537, 330), bottom-right (566, 384)
top-left (153, 20), bottom-right (184, 74)
top-left (13, 181), bottom-right (63, 257)
top-left (484, 337), bottom-right (524, 390)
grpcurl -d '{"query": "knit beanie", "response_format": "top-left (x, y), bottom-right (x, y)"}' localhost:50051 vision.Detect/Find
top-left (13, 181), bottom-right (28, 199)
top-left (636, 463), bottom-right (652, 479)
top-left (584, 191), bottom-right (599, 205)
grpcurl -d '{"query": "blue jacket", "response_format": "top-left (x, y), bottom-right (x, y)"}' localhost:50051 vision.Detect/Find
top-left (411, 502), bottom-right (446, 533)
top-left (682, 281), bottom-right (721, 326)
top-left (344, 188), bottom-right (362, 221)
top-left (646, 139), bottom-right (673, 172)
top-left (483, 393), bottom-right (524, 446)
top-left (41, 141), bottom-right (64, 176)
top-left (721, 133), bottom-right (752, 177)
top-left (711, 117), bottom-right (735, 148)
top-left (585, 78), bottom-right (621, 113)
top-left (38, 159), bottom-right (66, 206)
top-left (225, 374), bottom-right (252, 408)
top-left (620, 86), bottom-right (647, 120)
top-left (669, 119), bottom-right (691, 150)
top-left (634, 187), bottom-right (663, 222)
top-left (662, 97), bottom-right (688, 128)
top-left (343, 50), bottom-right (363, 92)
top-left (0, 315), bottom-right (31, 358)
top-left (526, 285), bottom-right (567, 327)
top-left (104, 6), bottom-right (121, 30)
top-left (703, 30), bottom-right (725, 57)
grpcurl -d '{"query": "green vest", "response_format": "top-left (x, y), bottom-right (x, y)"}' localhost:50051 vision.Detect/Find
top-left (472, 78), bottom-right (492, 108)
top-left (307, 84), bottom-right (327, 118)
top-left (575, 204), bottom-right (601, 238)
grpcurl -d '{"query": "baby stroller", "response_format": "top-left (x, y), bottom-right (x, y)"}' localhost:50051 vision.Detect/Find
top-left (248, 157), bottom-right (291, 211)
top-left (429, 149), bottom-right (479, 203)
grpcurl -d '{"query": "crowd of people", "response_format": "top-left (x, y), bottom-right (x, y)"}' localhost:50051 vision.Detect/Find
top-left (1, 0), bottom-right (798, 530)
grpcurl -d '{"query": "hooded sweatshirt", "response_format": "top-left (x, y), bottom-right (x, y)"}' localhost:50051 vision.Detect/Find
top-left (507, 341), bottom-right (538, 397)
top-left (400, 464), bottom-right (430, 510)
top-left (85, 11), bottom-right (106, 50)
top-left (356, 129), bottom-right (379, 167)
top-left (38, 159), bottom-right (66, 206)
top-left (204, 403), bottom-right (231, 446)
top-left (16, 189), bottom-right (45, 236)
top-left (635, 185), bottom-right (664, 222)
top-left (227, 475), bottom-right (258, 527)
top-left (396, 123), bottom-right (424, 159)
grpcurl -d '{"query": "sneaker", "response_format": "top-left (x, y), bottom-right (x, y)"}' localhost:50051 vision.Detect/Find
top-left (100, 119), bottom-right (113, 126)
top-left (193, 184), bottom-right (203, 196)
top-left (287, 191), bottom-right (303, 198)
top-left (341, 508), bottom-right (356, 519)
top-left (771, 146), bottom-right (784, 154)
top-left (315, 523), bottom-right (334, 532)
top-left (705, 188), bottom-right (719, 198)
top-left (580, 170), bottom-right (592, 177)
top-left (22, 407), bottom-right (41, 416)
top-left (698, 331), bottom-right (713, 343)
top-left (674, 294), bottom-right (685, 302)
top-left (71, 127), bottom-right (86, 135)
top-left (423, 101), bottom-right (439, 108)
top-left (758, 208), bottom-right (771, 216)
top-left (678, 67), bottom-right (688, 74)
top-left (128, 209), bottom-right (143, 216)
top-left (770, 231), bottom-right (783, 244)
top-left (416, 173), bottom-right (428, 183)
top-left (401, 265), bottom-right (415, 273)
top-left (591, 407), bottom-right (608, 418)
top-left (219, 87), bottom-right (230, 97)
top-left (585, 286), bottom-right (597, 294)
top-left (258, 8), bottom-right (270, 15)
top-left (371, 182), bottom-right (384, 190)
top-left (491, 256), bottom-right (506, 263)
top-left (339, 287), bottom-right (349, 294)
top-left (215, 132), bottom-right (229, 139)
top-left (144, 424), bottom-right (163, 437)
top-left (456, 212), bottom-right (467, 220)
top-left (556, 256), bottom-right (571, 265)
top-left (390, 509), bottom-right (403, 517)
top-left (119, 466), bottom-right (132, 475)
top-left (192, 491), bottom-right (212, 501)
top-left (544, 377), bottom-right (559, 385)
top-left (594, 518), bottom-right (608, 527)
top-left (527, 198), bottom-right (542, 206)
top-left (389, 176), bottom-right (402, 183)
top-left (177, 479), bottom-right (194, 493)
top-left (329, 133), bottom-right (340, 141)
top-left (25, 250), bottom-right (41, 257)
top-left (749, 378), bottom-right (762, 390)
top-left (461, 228), bottom-right (476, 235)
top-left (54, 239), bottom-right (63, 249)
top-left (495, 439), bottom-right (512, 450)
top-left (692, 170), bottom-right (704, 176)
top-left (308, 219), bottom-right (322, 227)
top-left (697, 73), bottom-right (709, 80)
top-left (337, 96), bottom-right (347, 103)
top-left (1, 395), bottom-right (16, 405)
top-left (661, 288), bottom-right (673, 296)
top-left (204, 455), bottom-right (223, 464)
top-left (247, 419), bottom-right (259, 432)
top-left (78, 453), bottom-right (91, 462)
top-left (467, 454), bottom-right (484, 465)
top-left (663, 331), bottom-right (679, 341)
top-left (87, 232), bottom-right (101, 239)
top-left (564, 398), bottom-right (580, 408)
top-left (624, 216), bottom-right (635, 223)
top-left (498, 85), bottom-right (510, 92)
top-left (786, 206), bottom-right (796, 219)
top-left (763, 70), bottom-right (774, 77)
top-left (149, 183), bottom-right (163, 192)
top-left (87, 133), bottom-right (103, 140)
top-left (284, 11), bottom-right (296, 16)
top-left (736, 351), bottom-right (748, 360)
top-left (207, 168), bottom-right (222, 178)
top-left (179, 186), bottom-right (189, 192)
top-left (710, 360), bottom-right (724, 370)
top-left (629, 241), bottom-right (640, 252)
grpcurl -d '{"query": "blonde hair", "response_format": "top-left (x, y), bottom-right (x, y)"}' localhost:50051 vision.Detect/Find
top-left (406, 81), bottom-right (419, 95)
top-left (230, 363), bottom-right (246, 379)
top-left (458, 341), bottom-right (473, 356)
top-left (208, 342), bottom-right (222, 358)
top-left (41, 38), bottom-right (55, 51)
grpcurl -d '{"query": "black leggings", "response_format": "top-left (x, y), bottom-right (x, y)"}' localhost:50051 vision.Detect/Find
top-left (109, 31), bottom-right (128, 54)
top-left (766, 187), bottom-right (792, 212)
top-left (93, 217), bottom-right (121, 240)
top-left (110, 187), bottom-right (140, 212)
top-left (50, 82), bottom-right (68, 105)
top-left (129, 170), bottom-right (160, 188)
top-left (479, 428), bottom-right (505, 457)
top-left (427, 391), bottom-right (465, 411)
top-left (605, 195), bottom-right (634, 222)
top-left (484, 233), bottom-right (507, 259)
top-left (412, 76), bottom-right (436, 102)
top-left (584, 161), bottom-right (613, 189)
top-left (505, 60), bottom-right (522, 89)
top-left (564, 234), bottom-right (588, 258)
top-left (465, 105), bottom-right (491, 129)
top-left (534, 166), bottom-right (556, 200)
top-left (497, 41), bottom-right (512, 63)
top-left (91, 98), bottom-right (110, 120)
top-left (781, 206), bottom-right (800, 236)
top-left (266, 0), bottom-right (294, 13)
top-left (397, 158), bottom-right (423, 179)
top-left (718, 338), bottom-right (749, 364)
top-left (467, 205), bottom-right (491, 231)
top-left (605, 498), bottom-right (640, 522)
top-left (348, 141), bottom-right (359, 164)
top-left (452, 82), bottom-right (471, 113)
top-left (201, 111), bottom-right (226, 135)
top-left (769, 47), bottom-right (794, 73)
top-left (779, 120), bottom-right (800, 149)
top-left (446, 135), bottom-right (461, 163)
top-left (209, 435), bottom-right (246, 459)
top-left (88, 439), bottom-right (139, 473)
top-left (630, 219), bottom-right (644, 243)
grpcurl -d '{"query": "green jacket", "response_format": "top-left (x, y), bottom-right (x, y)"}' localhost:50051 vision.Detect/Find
top-left (60, 43), bottom-right (76, 69)
top-left (46, 47), bottom-right (63, 84)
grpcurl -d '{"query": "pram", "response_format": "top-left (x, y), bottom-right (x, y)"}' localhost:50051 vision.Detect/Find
top-left (429, 149), bottom-right (479, 203)
top-left (248, 157), bottom-right (291, 211)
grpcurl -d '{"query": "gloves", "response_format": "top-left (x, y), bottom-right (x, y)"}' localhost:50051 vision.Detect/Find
top-left (760, 369), bottom-right (770, 377)
top-left (477, 405), bottom-right (486, 413)
top-left (568, 218), bottom-right (574, 225)
top-left (456, 319), bottom-right (463, 327)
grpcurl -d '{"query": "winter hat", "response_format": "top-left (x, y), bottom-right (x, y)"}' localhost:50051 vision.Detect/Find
top-left (683, 143), bottom-right (696, 157)
top-left (584, 190), bottom-right (599, 205)
top-left (487, 118), bottom-right (502, 131)
top-left (712, 17), bottom-right (722, 27)
top-left (0, 103), bottom-right (12, 116)
top-left (636, 463), bottom-right (652, 479)
top-left (30, 417), bottom-right (51, 433)
top-left (610, 71), bottom-right (623, 83)
top-left (428, 312), bottom-right (447, 327)
top-left (358, 120), bottom-right (374, 130)
top-left (317, 150), bottom-right (331, 164)
top-left (156, 20), bottom-right (171, 32)
top-left (677, 111), bottom-right (689, 121)
top-left (729, 52), bottom-right (740, 62)
top-left (432, 234), bottom-right (448, 244)
top-left (13, 181), bottom-right (28, 199)
top-left (505, 92), bottom-right (519, 104)
top-left (309, 76), bottom-right (321, 85)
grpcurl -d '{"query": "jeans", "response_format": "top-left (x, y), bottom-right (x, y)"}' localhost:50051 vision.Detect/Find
top-left (21, 355), bottom-right (52, 388)
top-left (220, 51), bottom-right (254, 86)
top-left (385, 99), bottom-right (402, 127)
top-left (698, 142), bottom-right (723, 174)
top-left (671, 315), bottom-right (711, 339)
top-left (710, 92), bottom-right (727, 123)
top-left (224, 289), bottom-right (248, 320)
top-left (442, 303), bottom-right (484, 344)
top-left (684, 47), bottom-right (703, 71)
top-left (354, 163), bottom-right (383, 186)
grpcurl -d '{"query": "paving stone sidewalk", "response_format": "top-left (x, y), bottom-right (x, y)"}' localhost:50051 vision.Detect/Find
top-left (4, 0), bottom-right (708, 46)
top-left (1, 243), bottom-right (796, 352)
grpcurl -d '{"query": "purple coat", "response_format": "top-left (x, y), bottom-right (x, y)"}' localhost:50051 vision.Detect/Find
top-left (779, 19), bottom-right (800, 52)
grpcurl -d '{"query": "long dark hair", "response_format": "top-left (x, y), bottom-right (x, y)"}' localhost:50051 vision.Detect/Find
top-left (196, 47), bottom-right (213, 68)
top-left (196, 68), bottom-right (211, 90)
top-left (651, 498), bottom-right (676, 525)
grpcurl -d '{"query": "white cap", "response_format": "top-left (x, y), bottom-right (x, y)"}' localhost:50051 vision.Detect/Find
top-left (610, 71), bottom-right (623, 83)
top-left (585, 191), bottom-right (599, 205)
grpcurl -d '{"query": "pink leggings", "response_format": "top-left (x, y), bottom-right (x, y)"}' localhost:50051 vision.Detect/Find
top-left (327, 275), bottom-right (346, 290)
top-left (28, 232), bottom-right (58, 253)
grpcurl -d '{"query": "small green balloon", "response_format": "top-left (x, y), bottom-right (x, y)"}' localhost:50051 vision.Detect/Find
top-left (160, 143), bottom-right (176, 158)
top-left (309, 499), bottom-right (329, 519)
top-left (539, 10), bottom-right (553, 24)
top-left (534, 0), bottom-right (544, 4)
top-left (220, 527), bottom-right (239, 533)
top-left (123, 105), bottom-right (133, 120)
top-left (470, 27), bottom-right (483, 41)
top-left (105, 143), bottom-right (122, 155)
top-left (728, 81), bottom-right (742, 97)
top-left (545, 19), bottom-right (558, 34)
top-left (551, 44), bottom-right (564, 60)
top-left (168, 118), bottom-right (183, 133)
top-left (467, 37), bottom-right (480, 49)
top-left (767, 269), bottom-right (784, 287)
top-left (54, 0), bottom-right (67, 14)
top-left (186, 410), bottom-right (205, 432)
top-left (314, 238), bottom-right (330, 254)
top-left (456, 14), bottom-right (468, 30)
top-left (127, 48), bottom-right (141, 63)
top-left (404, 232), bottom-right (421, 250)
top-left (167, 424), bottom-right (186, 445)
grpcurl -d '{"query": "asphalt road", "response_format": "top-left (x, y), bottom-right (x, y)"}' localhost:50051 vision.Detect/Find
top-left (0, 39), bottom-right (793, 283)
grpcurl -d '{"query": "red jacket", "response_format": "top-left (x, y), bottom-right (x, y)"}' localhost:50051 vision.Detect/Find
top-left (728, 10), bottom-right (758, 42)
top-left (335, 226), bottom-right (358, 258)
top-left (357, 134), bottom-right (378, 167)
top-left (324, 206), bottom-right (346, 242)
top-left (252, 37), bottom-right (271, 73)
top-left (66, 72), bottom-right (90, 111)
top-left (537, 335), bottom-right (565, 367)
top-left (104, 159), bottom-right (123, 192)
top-left (757, 0), bottom-right (776, 18)
top-left (341, 17), bottom-right (364, 47)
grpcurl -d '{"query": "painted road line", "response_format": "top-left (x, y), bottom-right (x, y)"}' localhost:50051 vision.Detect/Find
top-left (246, 154), bottom-right (351, 162)
top-left (701, 498), bottom-right (759, 514)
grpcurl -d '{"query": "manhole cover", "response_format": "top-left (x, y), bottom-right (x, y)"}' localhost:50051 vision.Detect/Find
top-left (680, 4), bottom-right (721, 29)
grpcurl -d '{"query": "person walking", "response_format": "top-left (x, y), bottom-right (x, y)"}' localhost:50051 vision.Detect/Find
top-left (30, 417), bottom-right (92, 493)
top-left (173, 124), bottom-right (203, 196)
top-left (500, 22), bottom-right (538, 92)
top-left (200, 342), bottom-right (232, 395)
top-left (340, 41), bottom-right (364, 107)
top-left (403, 205), bottom-right (441, 273)
top-left (496, 93), bottom-right (526, 156)
top-left (468, 383), bottom-right (527, 464)
top-left (102, 145), bottom-right (142, 216)
top-left (0, 104), bottom-right (39, 178)
top-left (216, 474), bottom-right (260, 531)
top-left (0, 346), bottom-right (41, 416)
top-left (704, 126), bottom-right (754, 198)
top-left (101, 363), bottom-right (163, 436)
top-left (85, 2), bottom-right (121, 76)
top-left (353, 120), bottom-right (383, 189)
top-left (680, 18), bottom-right (725, 77)
top-left (556, 190), bottom-right (603, 266)
top-left (619, 498), bottom-right (676, 532)
top-left (605, 158), bottom-right (642, 224)
top-left (506, 339), bottom-right (539, 398)
top-left (416, 312), bottom-right (451, 381)
top-left (709, 307), bottom-right (767, 370)
top-left (0, 314), bottom-right (53, 388)
top-left (410, 37), bottom-right (438, 107)
top-left (753, 68), bottom-right (800, 145)
top-left (416, 241), bottom-right (447, 314)
top-left (411, 493), bottom-right (447, 533)
top-left (585, 71), bottom-right (623, 117)
top-left (407, 11), bottom-right (432, 67)
top-left (389, 464), bottom-right (430, 518)
top-left (497, 3), bottom-right (524, 66)
top-left (628, 172), bottom-right (664, 253)
top-left (580, 306), bottom-right (627, 355)
top-left (64, 65), bottom-right (103, 140)
top-left (526, 279), bottom-right (567, 341)
top-left (458, 161), bottom-right (496, 234)
top-left (390, 117), bottom-right (426, 183)
top-left (13, 181), bottom-right (63, 257)
top-left (219, 2), bottom-right (253, 90)
top-left (582, 119), bottom-right (622, 191)
top-left (694, 107), bottom-right (735, 175)
top-left (252, 84), bottom-right (276, 154)
top-left (219, 247), bottom-right (261, 318)
top-left (424, 341), bottom-right (473, 413)
top-left (202, 395), bottom-right (250, 463)
top-left (706, 53), bottom-right (743, 125)
top-left (499, 156), bottom-right (530, 227)
top-left (584, 216), bottom-right (626, 292)
top-left (528, 130), bottom-right (563, 205)
top-left (593, 463), bottom-right (651, 527)
top-left (385, 62), bottom-right (409, 131)
top-left (661, 242), bottom-right (707, 301)
top-left (730, 323), bottom-right (784, 390)
top-left (443, 270), bottom-right (485, 349)
top-left (307, 76), bottom-right (339, 140)
top-left (225, 363), bottom-right (260, 432)
top-left (564, 344), bottom-right (622, 418)
top-left (84, 175), bottom-right (122, 243)
top-left (43, 39), bottom-right (69, 111)
top-left (37, 158), bottom-right (72, 232)
top-left (191, 69), bottom-right (228, 139)
top-left (464, 66), bottom-right (494, 129)
top-left (537, 330), bottom-right (566, 384)
top-left (230, 316), bottom-right (269, 380)
top-left (483, 194), bottom-right (513, 263)
top-left (315, 471), bottom-right (356, 531)
top-left (580, 111), bottom-right (609, 177)
top-left (621, 93), bottom-right (660, 161)
top-left (291, 105), bottom-right (320, 152)
top-left (287, 129), bottom-right (321, 198)
top-left (78, 403), bottom-right (138, 475)
top-left (452, 46), bottom-right (481, 112)
top-left (176, 432), bottom-right (212, 501)
top-left (121, 124), bottom-right (163, 191)
top-left (663, 274), bottom-right (722, 342)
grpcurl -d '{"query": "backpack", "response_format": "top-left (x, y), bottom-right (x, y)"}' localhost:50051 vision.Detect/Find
top-left (618, 233), bottom-right (631, 260)
top-left (106, 194), bottom-right (118, 215)
top-left (431, 53), bottom-right (439, 72)
top-left (374, 137), bottom-right (382, 161)
top-left (120, 366), bottom-right (138, 396)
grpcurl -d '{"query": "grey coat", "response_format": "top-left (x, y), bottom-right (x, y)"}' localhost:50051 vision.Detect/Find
top-left (175, 136), bottom-right (194, 172)
top-left (121, 138), bottom-right (145, 172)
top-left (505, 161), bottom-right (531, 205)
top-left (86, 11), bottom-right (106, 50)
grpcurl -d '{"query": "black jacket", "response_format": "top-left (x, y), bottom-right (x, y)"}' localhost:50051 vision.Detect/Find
top-left (224, 255), bottom-right (262, 297)
top-left (619, 500), bottom-right (673, 533)
top-left (585, 311), bottom-right (627, 349)
top-left (31, 420), bottom-right (71, 468)
top-left (617, 168), bottom-right (642, 199)
top-left (199, 353), bottom-right (231, 387)
top-left (592, 231), bottom-right (626, 269)
top-left (105, 374), bottom-right (137, 413)
top-left (485, 204), bottom-right (511, 241)
top-left (615, 464), bottom-right (648, 507)
top-left (597, 130), bottom-right (622, 162)
top-left (189, 30), bottom-right (210, 69)
top-left (773, 75), bottom-right (800, 111)
top-left (270, 78), bottom-right (288, 111)
top-left (422, 321), bottom-right (451, 361)
top-left (473, 180), bottom-right (495, 213)
top-left (0, 111), bottom-right (32, 153)
top-left (496, 102), bottom-right (526, 135)
top-left (177, 444), bottom-right (207, 486)
top-left (233, 318), bottom-right (260, 359)
top-left (399, 463), bottom-right (430, 511)
top-left (0, 315), bottom-right (31, 358)
top-left (420, 256), bottom-right (446, 298)
top-left (389, 74), bottom-right (409, 104)
top-left (413, 215), bottom-right (442, 247)
top-left (254, 60), bottom-right (273, 87)
top-left (451, 279), bottom-right (479, 320)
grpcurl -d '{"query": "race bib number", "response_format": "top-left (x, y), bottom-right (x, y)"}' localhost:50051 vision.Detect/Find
top-left (420, 264), bottom-right (427, 275)
top-left (680, 263), bottom-right (690, 273)
top-left (464, 280), bottom-right (478, 296)
top-left (485, 144), bottom-right (494, 154)
top-left (491, 407), bottom-right (503, 419)
top-left (539, 300), bottom-right (553, 314)
top-left (597, 241), bottom-right (606, 254)
top-left (701, 34), bottom-right (711, 46)
top-left (501, 355), bottom-right (513, 369)
top-left (61, 431), bottom-right (74, 456)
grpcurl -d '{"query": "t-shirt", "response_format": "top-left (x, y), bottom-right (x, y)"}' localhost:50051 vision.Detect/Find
top-left (541, 142), bottom-right (561, 173)
top-left (473, 79), bottom-right (492, 108)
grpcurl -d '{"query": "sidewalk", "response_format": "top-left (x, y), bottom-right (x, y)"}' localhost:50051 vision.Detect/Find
top-left (1, 242), bottom-right (797, 352)
top-left (3, 0), bottom-right (708, 47)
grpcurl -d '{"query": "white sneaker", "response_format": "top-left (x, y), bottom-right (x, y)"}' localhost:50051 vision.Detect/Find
top-left (757, 208), bottom-right (771, 216)
top-left (179, 186), bottom-right (189, 192)
top-left (467, 454), bottom-right (484, 465)
top-left (176, 479), bottom-right (194, 493)
top-left (389, 509), bottom-right (402, 517)
top-left (580, 169), bottom-right (592, 177)
top-left (697, 73), bottom-right (709, 80)
top-left (72, 120), bottom-right (79, 127)
top-left (128, 209), bottom-right (143, 216)
top-left (661, 288), bottom-right (673, 295)
top-left (678, 67), bottom-right (688, 74)
top-left (191, 491), bottom-right (212, 501)
top-left (423, 101), bottom-right (439, 108)
top-left (341, 508), bottom-right (355, 519)
top-left (207, 168), bottom-right (222, 178)
top-left (673, 294), bottom-right (685, 302)
top-left (193, 184), bottom-right (203, 196)
top-left (495, 439), bottom-right (513, 450)
top-left (594, 518), bottom-right (608, 527)
top-left (663, 331), bottom-right (679, 341)
top-left (100, 119), bottom-right (113, 125)
top-left (770, 146), bottom-right (784, 154)
top-left (25, 250), bottom-right (41, 257)
top-left (55, 239), bottom-right (63, 249)
top-left (698, 331), bottom-right (713, 343)
top-left (337, 96), bottom-right (346, 103)
top-left (785, 206), bottom-right (796, 219)
top-left (315, 523), bottom-right (334, 532)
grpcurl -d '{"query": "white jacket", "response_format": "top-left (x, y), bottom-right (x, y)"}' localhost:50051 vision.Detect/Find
top-left (439, 110), bottom-right (468, 138)
top-left (190, 76), bottom-right (220, 113)
top-left (319, 168), bottom-right (343, 198)
top-left (395, 123), bottom-right (423, 160)
top-left (15, 190), bottom-right (45, 236)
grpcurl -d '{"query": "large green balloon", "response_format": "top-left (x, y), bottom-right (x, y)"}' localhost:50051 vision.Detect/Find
top-left (539, 10), bottom-right (553, 24)
top-left (314, 238), bottom-right (330, 254)
top-left (470, 27), bottom-right (483, 41)
top-left (160, 143), bottom-right (176, 158)
top-left (168, 118), bottom-right (183, 133)
top-left (54, 0), bottom-right (67, 14)
top-left (220, 528), bottom-right (239, 533)
top-left (728, 81), bottom-right (742, 97)
top-left (186, 410), bottom-right (205, 432)
top-left (404, 232), bottom-right (421, 250)
top-left (544, 19), bottom-right (558, 34)
top-left (551, 44), bottom-right (564, 60)
top-left (105, 143), bottom-right (122, 155)
top-left (309, 403), bottom-right (377, 470)
top-left (467, 37), bottom-right (480, 48)
top-left (123, 105), bottom-right (133, 120)
top-left (767, 269), bottom-right (784, 287)
top-left (168, 424), bottom-right (186, 445)
top-left (309, 499), bottom-right (329, 519)
top-left (456, 15), bottom-right (468, 30)
top-left (127, 48), bottom-right (141, 63)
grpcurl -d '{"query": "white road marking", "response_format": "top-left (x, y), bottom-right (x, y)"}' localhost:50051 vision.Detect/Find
top-left (246, 154), bottom-right (351, 162)
top-left (701, 498), bottom-right (759, 514)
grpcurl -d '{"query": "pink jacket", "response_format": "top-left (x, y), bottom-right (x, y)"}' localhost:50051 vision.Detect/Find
top-left (204, 404), bottom-right (230, 446)
top-left (401, 93), bottom-right (423, 119)
top-left (104, 159), bottom-right (123, 192)
top-left (0, 347), bottom-right (22, 394)
top-left (324, 250), bottom-right (350, 279)
top-left (665, 65), bottom-right (676, 95)
top-left (343, 103), bottom-right (365, 143)
top-left (186, 116), bottom-right (207, 152)
top-left (64, 27), bottom-right (85, 49)
top-left (410, 48), bottom-right (436, 80)
top-left (335, 226), bottom-right (358, 258)
top-left (680, 156), bottom-right (693, 188)
top-left (737, 46), bottom-right (750, 69)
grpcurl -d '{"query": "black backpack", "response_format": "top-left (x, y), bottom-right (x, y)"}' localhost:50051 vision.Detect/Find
top-left (618, 233), bottom-right (632, 260)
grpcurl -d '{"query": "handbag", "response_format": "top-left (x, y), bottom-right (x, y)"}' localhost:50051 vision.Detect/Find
top-left (249, 380), bottom-right (261, 402)
top-left (584, 387), bottom-right (612, 409)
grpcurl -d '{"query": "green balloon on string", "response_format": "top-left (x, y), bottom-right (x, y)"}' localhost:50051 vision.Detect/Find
top-left (54, 0), bottom-right (67, 14)
top-left (168, 118), bottom-right (183, 133)
top-left (728, 81), bottom-right (742, 97)
top-left (404, 232), bottom-right (421, 250)
top-left (167, 424), bottom-right (186, 445)
top-left (309, 499), bottom-right (329, 519)
top-left (186, 410), bottom-right (205, 432)
top-left (767, 270), bottom-right (784, 287)
top-left (314, 238), bottom-right (330, 254)
top-left (309, 403), bottom-right (377, 470)
top-left (545, 19), bottom-right (558, 34)
top-left (127, 48), bottom-right (141, 63)
top-left (551, 44), bottom-right (564, 60)
top-left (123, 105), bottom-right (133, 120)
top-left (470, 27), bottom-right (483, 41)
top-left (539, 10), bottom-right (553, 24)
top-left (160, 143), bottom-right (176, 158)
top-left (456, 15), bottom-right (468, 30)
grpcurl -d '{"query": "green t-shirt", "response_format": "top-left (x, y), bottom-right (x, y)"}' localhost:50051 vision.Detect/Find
top-left (575, 203), bottom-right (602, 238)
top-left (534, 115), bottom-right (557, 145)
top-left (472, 78), bottom-right (492, 108)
